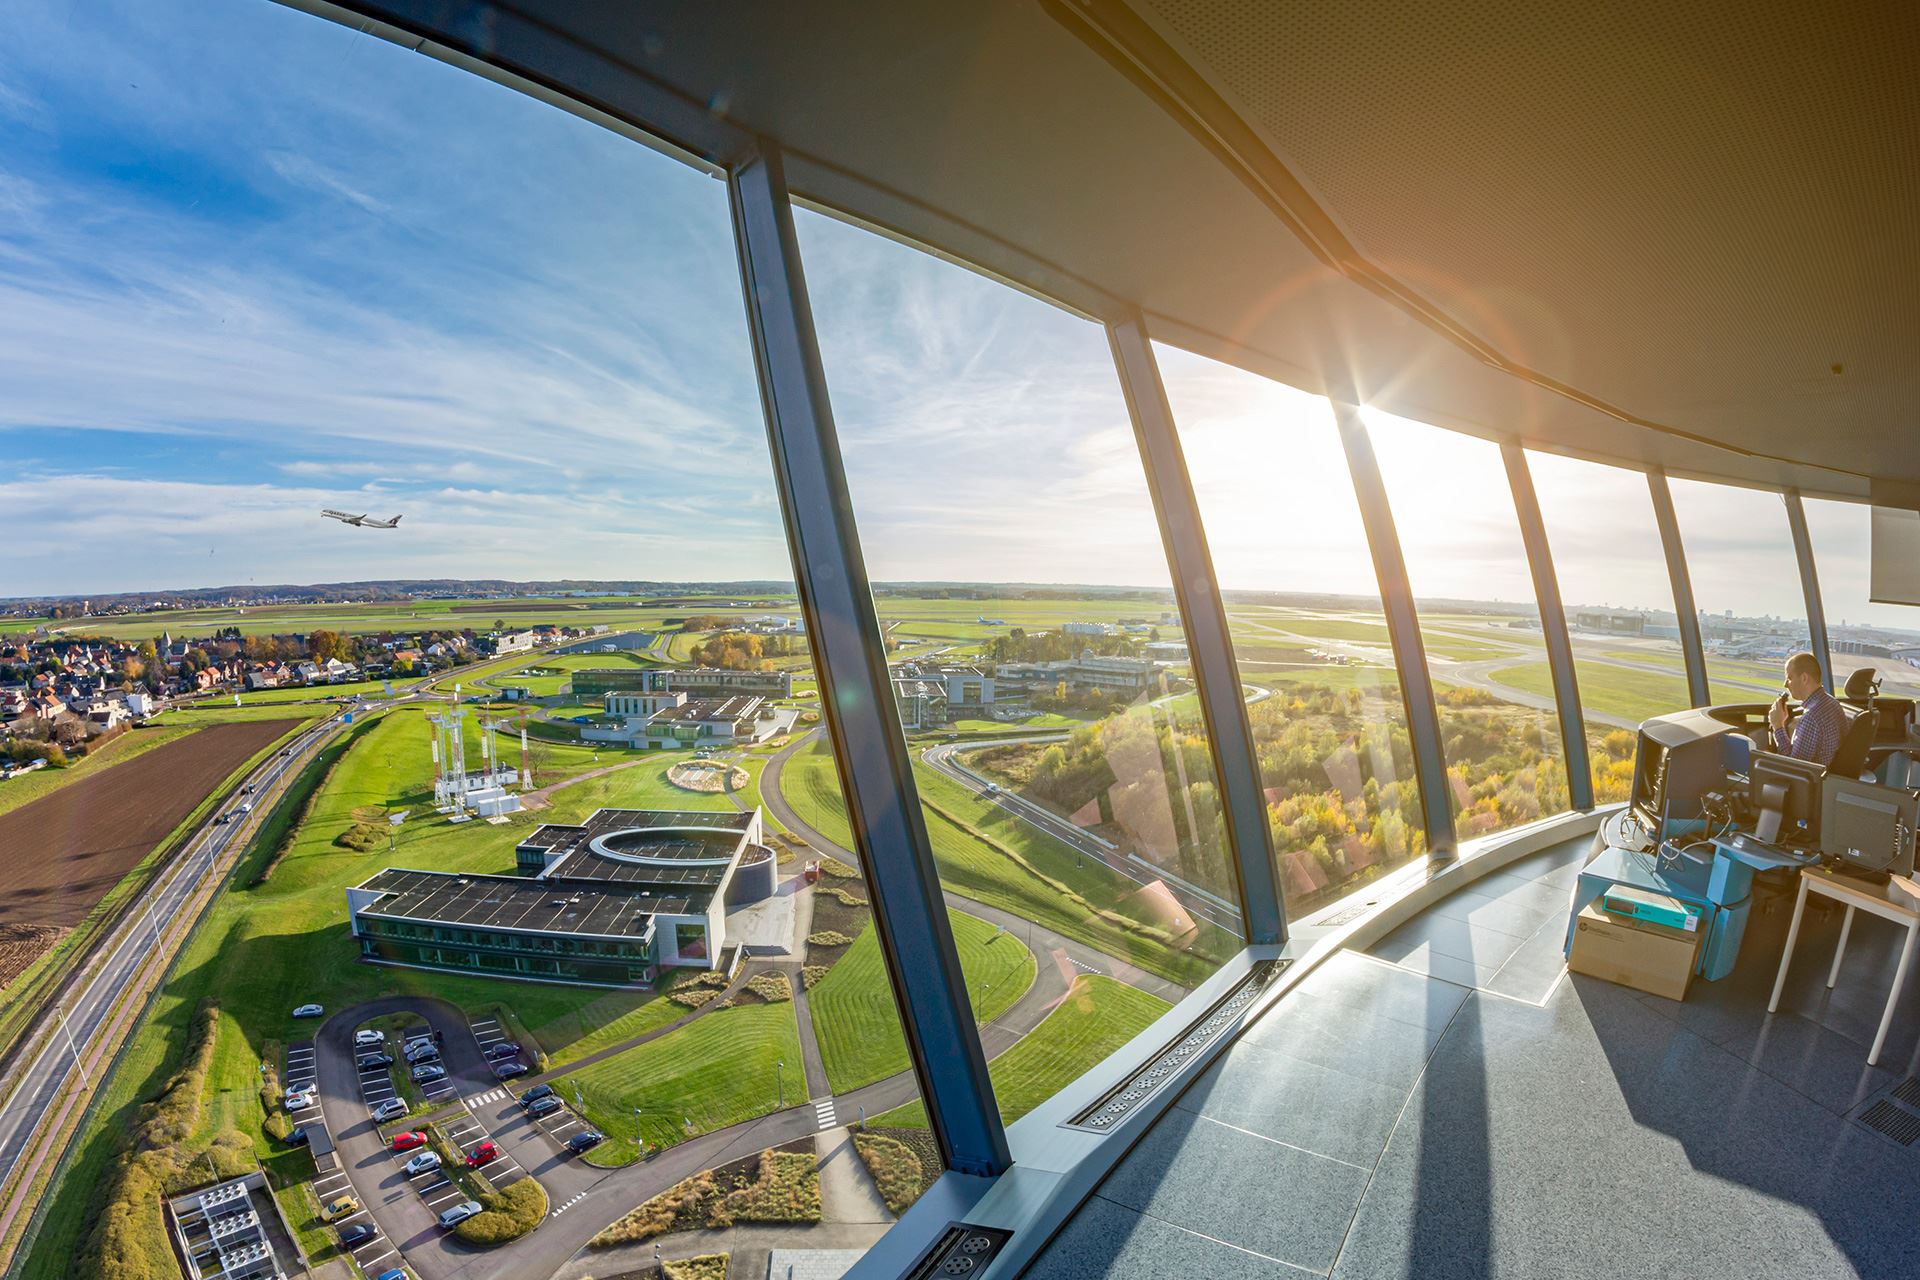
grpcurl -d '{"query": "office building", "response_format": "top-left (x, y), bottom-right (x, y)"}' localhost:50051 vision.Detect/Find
top-left (569, 665), bottom-right (794, 699)
top-left (347, 808), bottom-right (771, 982)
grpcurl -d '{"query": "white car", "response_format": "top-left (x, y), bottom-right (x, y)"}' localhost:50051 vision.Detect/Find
top-left (402, 1151), bottom-right (442, 1176)
top-left (437, 1200), bottom-right (482, 1229)
top-left (354, 1029), bottom-right (385, 1048)
top-left (371, 1098), bottom-right (407, 1123)
top-left (291, 1003), bottom-right (324, 1018)
top-left (285, 1087), bottom-right (316, 1111)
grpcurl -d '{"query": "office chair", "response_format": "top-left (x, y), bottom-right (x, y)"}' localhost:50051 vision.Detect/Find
top-left (1829, 707), bottom-right (1880, 780)
top-left (1844, 668), bottom-right (1880, 701)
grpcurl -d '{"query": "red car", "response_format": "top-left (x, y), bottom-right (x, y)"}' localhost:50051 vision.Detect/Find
top-left (466, 1140), bottom-right (499, 1169)
top-left (390, 1131), bottom-right (428, 1152)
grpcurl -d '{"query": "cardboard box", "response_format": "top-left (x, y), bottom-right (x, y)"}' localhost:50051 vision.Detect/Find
top-left (1568, 902), bottom-right (1704, 1001)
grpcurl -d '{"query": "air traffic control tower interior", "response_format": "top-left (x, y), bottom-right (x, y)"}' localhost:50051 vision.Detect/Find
top-left (15, 3), bottom-right (1920, 1279)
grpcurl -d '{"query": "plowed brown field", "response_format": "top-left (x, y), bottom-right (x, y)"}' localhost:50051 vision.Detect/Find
top-left (0, 719), bottom-right (297, 927)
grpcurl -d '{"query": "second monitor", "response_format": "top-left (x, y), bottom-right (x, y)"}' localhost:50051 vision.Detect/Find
top-left (1749, 751), bottom-right (1825, 847)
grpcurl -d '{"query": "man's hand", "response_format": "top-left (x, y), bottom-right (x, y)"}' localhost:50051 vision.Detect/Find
top-left (1768, 695), bottom-right (1789, 732)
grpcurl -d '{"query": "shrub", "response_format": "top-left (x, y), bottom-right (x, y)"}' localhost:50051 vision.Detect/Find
top-left (852, 1132), bottom-right (925, 1216)
top-left (801, 965), bottom-right (829, 990)
top-left (805, 931), bottom-right (851, 948)
top-left (336, 822), bottom-right (384, 851)
top-left (817, 856), bottom-right (859, 880)
top-left (664, 1256), bottom-right (730, 1280)
top-left (589, 1144), bottom-right (817, 1247)
top-left (711, 1150), bottom-right (819, 1227)
top-left (669, 986), bottom-right (725, 1010)
top-left (817, 885), bottom-right (867, 907)
top-left (454, 1176), bottom-right (548, 1246)
top-left (745, 972), bottom-right (792, 1003)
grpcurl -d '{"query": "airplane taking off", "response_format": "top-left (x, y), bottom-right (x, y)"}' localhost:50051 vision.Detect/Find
top-left (322, 510), bottom-right (403, 529)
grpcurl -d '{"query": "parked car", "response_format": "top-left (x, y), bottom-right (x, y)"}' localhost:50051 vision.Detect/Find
top-left (437, 1200), bottom-right (482, 1229)
top-left (518, 1084), bottom-right (555, 1107)
top-left (411, 1063), bottom-right (446, 1084)
top-left (525, 1095), bottom-right (562, 1119)
top-left (485, 1042), bottom-right (521, 1060)
top-left (354, 1029), bottom-right (385, 1048)
top-left (566, 1130), bottom-right (604, 1154)
top-left (371, 1098), bottom-right (407, 1122)
top-left (466, 1140), bottom-right (499, 1168)
top-left (285, 1126), bottom-right (309, 1146)
top-left (404, 1041), bottom-right (439, 1063)
top-left (492, 1060), bottom-right (528, 1080)
top-left (321, 1193), bottom-right (361, 1222)
top-left (402, 1151), bottom-right (442, 1176)
top-left (390, 1131), bottom-right (428, 1152)
top-left (337, 1222), bottom-right (376, 1248)
top-left (291, 1003), bottom-right (323, 1018)
top-left (284, 1087), bottom-right (316, 1111)
top-left (357, 1052), bottom-right (394, 1069)
top-left (374, 1268), bottom-right (409, 1280)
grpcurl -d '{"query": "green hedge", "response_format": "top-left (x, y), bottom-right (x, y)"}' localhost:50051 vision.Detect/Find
top-left (453, 1176), bottom-right (548, 1246)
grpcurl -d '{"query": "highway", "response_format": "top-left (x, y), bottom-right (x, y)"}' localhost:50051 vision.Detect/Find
top-left (0, 702), bottom-right (380, 1251)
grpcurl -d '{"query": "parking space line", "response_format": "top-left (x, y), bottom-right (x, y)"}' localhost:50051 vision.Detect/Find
top-left (358, 1248), bottom-right (395, 1268)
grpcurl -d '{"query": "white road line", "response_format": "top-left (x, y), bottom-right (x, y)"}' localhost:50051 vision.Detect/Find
top-left (546, 1117), bottom-right (580, 1134)
top-left (470, 1018), bottom-right (499, 1030)
top-left (358, 1247), bottom-right (395, 1268)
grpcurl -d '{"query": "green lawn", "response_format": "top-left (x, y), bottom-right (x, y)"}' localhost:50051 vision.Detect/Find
top-left (567, 1002), bottom-right (803, 1165)
top-left (1490, 659), bottom-right (1690, 726)
top-left (809, 909), bottom-right (1036, 1093)
top-left (0, 723), bottom-right (196, 818)
top-left (778, 737), bottom-right (1230, 986)
top-left (227, 679), bottom-right (397, 705)
top-left (14, 706), bottom-right (684, 1279)
top-left (874, 974), bottom-right (1169, 1128)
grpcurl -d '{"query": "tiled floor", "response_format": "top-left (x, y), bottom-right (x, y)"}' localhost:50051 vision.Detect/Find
top-left (1022, 836), bottom-right (1920, 1279)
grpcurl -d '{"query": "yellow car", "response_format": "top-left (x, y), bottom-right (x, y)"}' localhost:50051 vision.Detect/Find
top-left (320, 1193), bottom-right (362, 1222)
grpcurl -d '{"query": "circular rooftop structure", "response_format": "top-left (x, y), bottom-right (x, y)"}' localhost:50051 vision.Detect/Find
top-left (585, 825), bottom-right (743, 867)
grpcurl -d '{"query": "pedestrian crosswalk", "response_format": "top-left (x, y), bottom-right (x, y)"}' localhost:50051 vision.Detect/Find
top-left (467, 1088), bottom-right (508, 1106)
top-left (813, 1097), bottom-right (837, 1130)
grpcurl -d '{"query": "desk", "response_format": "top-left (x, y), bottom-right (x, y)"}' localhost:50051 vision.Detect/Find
top-left (1567, 847), bottom-right (1720, 971)
top-left (1566, 844), bottom-right (1784, 981)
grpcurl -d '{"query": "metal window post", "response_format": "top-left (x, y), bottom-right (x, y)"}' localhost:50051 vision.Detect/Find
top-left (728, 144), bottom-right (1008, 1176)
top-left (1502, 444), bottom-right (1594, 811)
top-left (1331, 400), bottom-right (1457, 858)
top-left (1648, 469), bottom-right (1711, 707)
top-left (1785, 491), bottom-right (1833, 691)
top-left (1107, 315), bottom-right (1283, 945)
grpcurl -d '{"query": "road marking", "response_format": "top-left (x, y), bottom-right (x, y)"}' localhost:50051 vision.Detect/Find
top-left (357, 1247), bottom-right (395, 1268)
top-left (546, 1116), bottom-right (579, 1134)
top-left (549, 1190), bottom-right (590, 1218)
top-left (1070, 958), bottom-right (1103, 976)
top-left (470, 1018), bottom-right (499, 1031)
top-left (814, 1098), bottom-right (838, 1129)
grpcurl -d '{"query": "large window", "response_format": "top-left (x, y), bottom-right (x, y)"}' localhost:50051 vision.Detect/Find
top-left (1, 1), bottom-right (933, 1273)
top-left (1666, 479), bottom-right (1811, 702)
top-left (796, 210), bottom-right (1241, 1165)
top-left (1362, 411), bottom-right (1570, 838)
top-left (1526, 452), bottom-right (1689, 800)
top-left (1158, 347), bottom-right (1425, 916)
top-left (1801, 497), bottom-right (1920, 700)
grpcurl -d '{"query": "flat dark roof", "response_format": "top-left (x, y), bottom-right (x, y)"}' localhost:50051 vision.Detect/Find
top-left (519, 807), bottom-right (751, 851)
top-left (651, 694), bottom-right (762, 722)
top-left (354, 867), bottom-right (698, 935)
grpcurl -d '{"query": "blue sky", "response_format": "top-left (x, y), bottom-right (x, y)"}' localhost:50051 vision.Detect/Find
top-left (0, 0), bottom-right (1867, 625)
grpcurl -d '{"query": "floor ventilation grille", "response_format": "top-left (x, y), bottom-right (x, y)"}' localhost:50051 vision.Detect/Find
top-left (1859, 1099), bottom-right (1920, 1146)
top-left (1890, 1076), bottom-right (1920, 1109)
top-left (1320, 901), bottom-right (1378, 927)
top-left (902, 1223), bottom-right (1012, 1279)
top-left (1066, 958), bottom-right (1289, 1132)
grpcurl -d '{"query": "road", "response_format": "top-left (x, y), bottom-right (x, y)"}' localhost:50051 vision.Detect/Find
top-left (0, 710), bottom-right (347, 1241)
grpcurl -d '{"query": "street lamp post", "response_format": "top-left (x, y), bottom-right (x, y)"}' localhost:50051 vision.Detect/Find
top-left (776, 1058), bottom-right (784, 1109)
top-left (54, 1005), bottom-right (85, 1083)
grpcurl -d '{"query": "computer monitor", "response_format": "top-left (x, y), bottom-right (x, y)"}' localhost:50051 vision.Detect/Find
top-left (1629, 709), bottom-right (1740, 837)
top-left (1749, 751), bottom-right (1826, 847)
top-left (1820, 775), bottom-right (1918, 876)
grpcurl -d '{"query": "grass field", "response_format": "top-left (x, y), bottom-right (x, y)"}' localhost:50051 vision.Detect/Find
top-left (13, 707), bottom-right (688, 1278)
top-left (777, 737), bottom-right (1229, 986)
top-left (874, 974), bottom-right (1169, 1128)
top-left (0, 723), bottom-right (195, 818)
top-left (809, 909), bottom-right (1036, 1093)
top-left (223, 679), bottom-right (398, 705)
top-left (567, 1001), bottom-right (804, 1165)
top-left (1490, 660), bottom-right (1690, 726)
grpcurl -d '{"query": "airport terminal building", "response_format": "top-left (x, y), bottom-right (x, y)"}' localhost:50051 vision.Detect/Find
top-left (346, 808), bottom-right (776, 985)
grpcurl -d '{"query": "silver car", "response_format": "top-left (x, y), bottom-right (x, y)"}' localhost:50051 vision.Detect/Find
top-left (437, 1200), bottom-right (482, 1229)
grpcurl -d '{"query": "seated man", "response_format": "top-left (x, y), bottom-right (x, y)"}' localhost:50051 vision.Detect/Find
top-left (1767, 650), bottom-right (1845, 767)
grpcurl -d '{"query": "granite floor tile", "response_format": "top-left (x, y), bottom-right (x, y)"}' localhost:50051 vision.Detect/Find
top-left (1023, 1193), bottom-right (1318, 1280)
top-left (1177, 1033), bottom-right (1418, 1168)
top-left (1101, 1108), bottom-right (1371, 1274)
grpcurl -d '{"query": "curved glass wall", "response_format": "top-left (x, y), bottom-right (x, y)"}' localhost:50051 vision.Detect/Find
top-left (1361, 411), bottom-right (1570, 838)
top-left (794, 209), bottom-right (1242, 1168)
top-left (1157, 346), bottom-right (1425, 915)
top-left (0, 2), bottom-right (933, 1274)
top-left (1526, 452), bottom-right (1690, 801)
top-left (1801, 497), bottom-right (1920, 701)
top-left (1665, 479), bottom-right (1812, 703)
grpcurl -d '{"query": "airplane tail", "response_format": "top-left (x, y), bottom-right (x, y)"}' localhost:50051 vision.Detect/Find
top-left (391, 515), bottom-right (403, 525)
